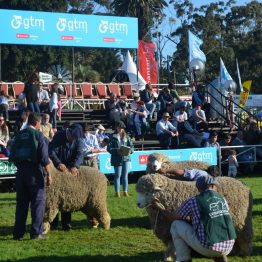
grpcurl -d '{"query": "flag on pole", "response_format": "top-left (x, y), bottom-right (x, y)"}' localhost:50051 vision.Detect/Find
top-left (236, 59), bottom-right (243, 92)
top-left (238, 80), bottom-right (252, 107)
top-left (220, 58), bottom-right (232, 88)
top-left (188, 31), bottom-right (206, 63)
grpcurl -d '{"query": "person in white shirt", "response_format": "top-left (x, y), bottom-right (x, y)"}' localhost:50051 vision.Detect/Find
top-left (49, 84), bottom-right (59, 130)
top-left (156, 112), bottom-right (179, 149)
top-left (192, 104), bottom-right (208, 132)
top-left (37, 82), bottom-right (50, 112)
top-left (227, 149), bottom-right (238, 178)
top-left (173, 105), bottom-right (188, 131)
top-left (81, 124), bottom-right (101, 169)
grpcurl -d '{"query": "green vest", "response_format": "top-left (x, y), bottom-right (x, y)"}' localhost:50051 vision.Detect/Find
top-left (9, 127), bottom-right (39, 164)
top-left (196, 190), bottom-right (236, 245)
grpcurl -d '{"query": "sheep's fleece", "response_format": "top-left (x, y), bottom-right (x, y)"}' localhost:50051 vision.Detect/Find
top-left (43, 165), bottom-right (111, 233)
top-left (146, 152), bottom-right (210, 178)
top-left (136, 174), bottom-right (253, 258)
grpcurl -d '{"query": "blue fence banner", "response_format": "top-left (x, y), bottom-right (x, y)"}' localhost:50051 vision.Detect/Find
top-left (99, 148), bottom-right (217, 174)
top-left (0, 9), bottom-right (138, 48)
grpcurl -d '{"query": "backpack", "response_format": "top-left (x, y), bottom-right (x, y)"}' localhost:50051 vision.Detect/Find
top-left (9, 127), bottom-right (39, 164)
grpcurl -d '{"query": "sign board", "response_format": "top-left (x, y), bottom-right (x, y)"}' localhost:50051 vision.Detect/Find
top-left (233, 95), bottom-right (262, 108)
top-left (0, 9), bottom-right (138, 48)
top-left (99, 148), bottom-right (217, 174)
top-left (0, 158), bottom-right (17, 176)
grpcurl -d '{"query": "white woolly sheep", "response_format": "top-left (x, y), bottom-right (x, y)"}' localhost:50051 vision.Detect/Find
top-left (136, 174), bottom-right (253, 260)
top-left (43, 165), bottom-right (111, 233)
top-left (146, 152), bottom-right (210, 178)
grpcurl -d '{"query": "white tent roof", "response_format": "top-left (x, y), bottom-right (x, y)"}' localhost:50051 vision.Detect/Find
top-left (121, 51), bottom-right (146, 91)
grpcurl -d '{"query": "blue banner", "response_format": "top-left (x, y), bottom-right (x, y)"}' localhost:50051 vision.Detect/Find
top-left (0, 9), bottom-right (138, 48)
top-left (220, 58), bottom-right (232, 88)
top-left (99, 148), bottom-right (217, 174)
top-left (188, 30), bottom-right (206, 63)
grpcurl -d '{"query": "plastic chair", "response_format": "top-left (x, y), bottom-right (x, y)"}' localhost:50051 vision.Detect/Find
top-left (13, 82), bottom-right (25, 98)
top-left (95, 82), bottom-right (109, 98)
top-left (108, 82), bottom-right (126, 99)
top-left (122, 82), bottom-right (133, 98)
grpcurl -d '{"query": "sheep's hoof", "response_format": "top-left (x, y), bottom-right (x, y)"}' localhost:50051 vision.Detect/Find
top-left (43, 222), bottom-right (50, 235)
top-left (163, 255), bottom-right (173, 262)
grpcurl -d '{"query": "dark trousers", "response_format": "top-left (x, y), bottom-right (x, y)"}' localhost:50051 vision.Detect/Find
top-left (28, 102), bottom-right (40, 113)
top-left (13, 164), bottom-right (45, 239)
top-left (158, 133), bottom-right (179, 149)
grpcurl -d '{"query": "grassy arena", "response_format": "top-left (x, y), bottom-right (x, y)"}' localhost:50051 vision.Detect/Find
top-left (0, 176), bottom-right (261, 262)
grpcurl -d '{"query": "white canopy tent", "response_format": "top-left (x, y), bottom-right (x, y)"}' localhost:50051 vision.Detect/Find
top-left (121, 51), bottom-right (146, 91)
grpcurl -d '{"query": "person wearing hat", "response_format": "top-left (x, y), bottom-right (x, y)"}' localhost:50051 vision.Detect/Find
top-left (81, 124), bottom-right (101, 169)
top-left (153, 175), bottom-right (236, 262)
top-left (95, 124), bottom-right (108, 147)
top-left (156, 112), bottom-right (179, 149)
top-left (107, 121), bottom-right (134, 197)
top-left (48, 123), bottom-right (84, 230)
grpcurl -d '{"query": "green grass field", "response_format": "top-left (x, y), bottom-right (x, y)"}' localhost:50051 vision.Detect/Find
top-left (0, 176), bottom-right (261, 262)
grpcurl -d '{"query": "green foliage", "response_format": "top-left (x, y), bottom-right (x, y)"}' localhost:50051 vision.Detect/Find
top-left (0, 176), bottom-right (261, 261)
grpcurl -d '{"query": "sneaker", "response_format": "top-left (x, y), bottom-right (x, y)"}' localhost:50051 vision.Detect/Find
top-left (123, 192), bottom-right (129, 197)
top-left (115, 192), bottom-right (121, 198)
top-left (62, 224), bottom-right (72, 231)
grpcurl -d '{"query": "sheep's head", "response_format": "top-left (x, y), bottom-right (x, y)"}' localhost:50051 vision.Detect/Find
top-left (146, 153), bottom-right (171, 173)
top-left (136, 174), bottom-right (167, 208)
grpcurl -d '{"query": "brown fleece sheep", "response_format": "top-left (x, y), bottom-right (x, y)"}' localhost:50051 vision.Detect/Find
top-left (136, 174), bottom-right (253, 260)
top-left (146, 152), bottom-right (210, 178)
top-left (43, 165), bottom-right (111, 233)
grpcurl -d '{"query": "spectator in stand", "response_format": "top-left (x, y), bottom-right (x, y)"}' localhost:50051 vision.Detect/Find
top-left (56, 82), bottom-right (63, 121)
top-left (49, 123), bottom-right (84, 231)
top-left (192, 85), bottom-right (210, 121)
top-left (0, 90), bottom-right (9, 121)
top-left (156, 112), bottom-right (179, 149)
top-left (227, 149), bottom-right (238, 178)
top-left (180, 116), bottom-right (203, 148)
top-left (37, 82), bottom-right (50, 113)
top-left (81, 124), bottom-right (101, 169)
top-left (107, 121), bottom-right (134, 198)
top-left (24, 73), bottom-right (40, 113)
top-left (17, 89), bottom-right (27, 114)
top-left (232, 130), bottom-right (254, 173)
top-left (140, 83), bottom-right (160, 120)
top-left (168, 82), bottom-right (182, 109)
top-left (13, 109), bottom-right (30, 137)
top-left (204, 131), bottom-right (220, 154)
top-left (244, 121), bottom-right (262, 159)
top-left (40, 113), bottom-right (54, 141)
top-left (61, 120), bottom-right (72, 132)
top-left (0, 114), bottom-right (9, 155)
top-left (173, 105), bottom-right (188, 131)
top-left (105, 92), bottom-right (126, 126)
top-left (49, 84), bottom-right (59, 131)
top-left (192, 104), bottom-right (209, 132)
top-left (131, 100), bottom-right (148, 140)
top-left (158, 87), bottom-right (174, 115)
top-left (95, 124), bottom-right (108, 147)
top-left (226, 87), bottom-right (234, 130)
top-left (127, 92), bottom-right (141, 133)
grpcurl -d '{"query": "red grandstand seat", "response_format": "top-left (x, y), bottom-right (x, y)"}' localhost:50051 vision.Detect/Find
top-left (122, 82), bottom-right (133, 98)
top-left (81, 83), bottom-right (98, 99)
top-left (13, 83), bottom-right (25, 98)
top-left (108, 82), bottom-right (127, 99)
top-left (0, 83), bottom-right (9, 96)
top-left (95, 82), bottom-right (109, 98)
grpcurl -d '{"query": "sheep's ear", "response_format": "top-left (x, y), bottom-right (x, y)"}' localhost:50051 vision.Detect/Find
top-left (154, 186), bottom-right (163, 191)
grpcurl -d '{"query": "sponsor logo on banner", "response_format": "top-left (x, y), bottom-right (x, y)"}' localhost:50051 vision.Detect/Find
top-left (138, 40), bottom-right (158, 85)
top-left (56, 18), bottom-right (88, 33)
top-left (189, 151), bottom-right (213, 162)
top-left (139, 155), bottom-right (148, 164)
top-left (99, 20), bottom-right (128, 35)
top-left (11, 15), bottom-right (45, 31)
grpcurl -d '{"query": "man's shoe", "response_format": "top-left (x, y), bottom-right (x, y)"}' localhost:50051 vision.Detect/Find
top-left (13, 236), bottom-right (23, 241)
top-left (213, 255), bottom-right (227, 262)
top-left (31, 234), bottom-right (48, 240)
top-left (62, 224), bottom-right (72, 231)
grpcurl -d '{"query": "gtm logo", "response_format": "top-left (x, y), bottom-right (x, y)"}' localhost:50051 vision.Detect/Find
top-left (99, 20), bottom-right (128, 35)
top-left (56, 18), bottom-right (88, 33)
top-left (11, 15), bottom-right (45, 31)
top-left (189, 151), bottom-right (212, 162)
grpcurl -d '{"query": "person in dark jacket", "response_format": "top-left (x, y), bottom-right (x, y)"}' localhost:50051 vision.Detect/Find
top-left (107, 121), bottom-right (134, 197)
top-left (11, 112), bottom-right (52, 240)
top-left (24, 73), bottom-right (40, 113)
top-left (48, 123), bottom-right (84, 230)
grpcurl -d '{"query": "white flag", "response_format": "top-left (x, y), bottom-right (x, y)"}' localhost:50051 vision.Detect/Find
top-left (188, 31), bottom-right (206, 63)
top-left (220, 58), bottom-right (232, 88)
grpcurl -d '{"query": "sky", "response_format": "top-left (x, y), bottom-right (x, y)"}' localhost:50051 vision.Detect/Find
top-left (161, 0), bottom-right (251, 58)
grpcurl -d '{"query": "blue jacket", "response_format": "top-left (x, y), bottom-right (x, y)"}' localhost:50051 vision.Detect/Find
top-left (48, 129), bottom-right (83, 168)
